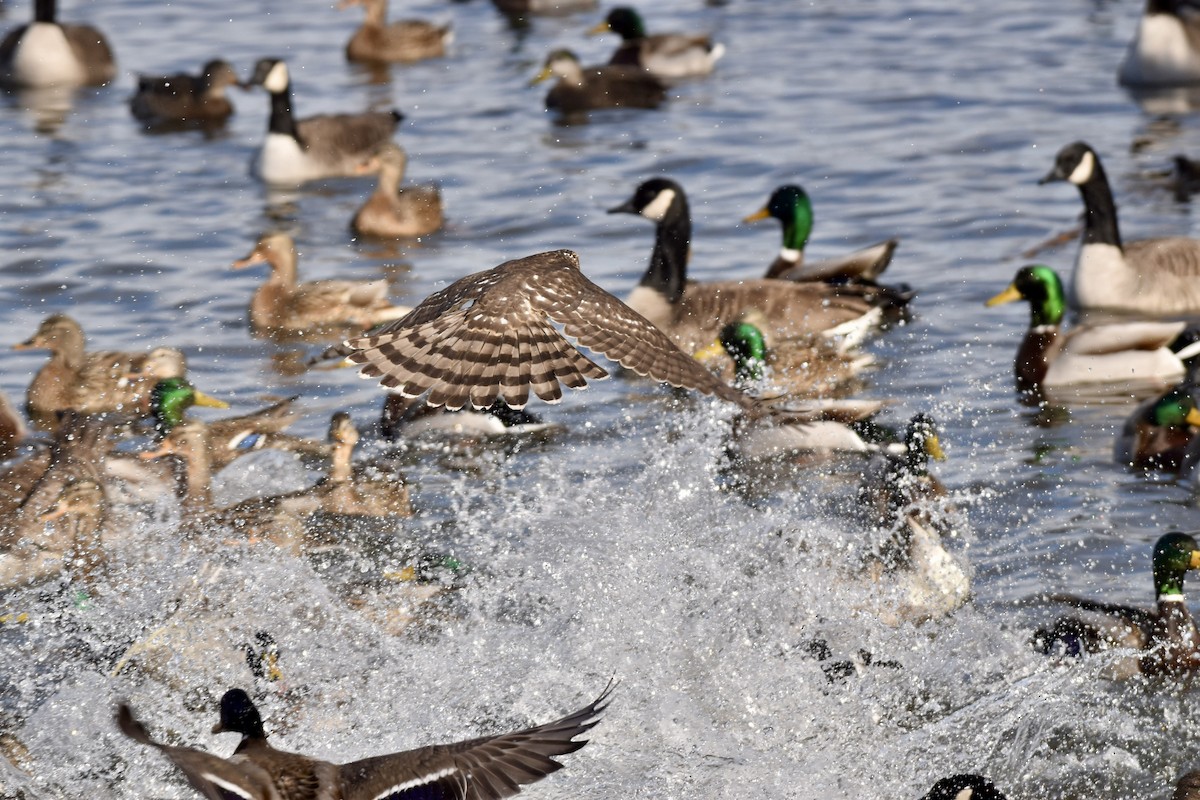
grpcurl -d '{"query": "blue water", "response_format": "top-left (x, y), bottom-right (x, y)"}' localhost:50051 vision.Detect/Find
top-left (4, 0), bottom-right (1200, 798)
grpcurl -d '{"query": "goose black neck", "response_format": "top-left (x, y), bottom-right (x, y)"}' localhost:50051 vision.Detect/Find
top-left (34, 0), bottom-right (56, 23)
top-left (639, 198), bottom-right (690, 304)
top-left (1076, 161), bottom-right (1122, 249)
top-left (267, 86), bottom-right (300, 141)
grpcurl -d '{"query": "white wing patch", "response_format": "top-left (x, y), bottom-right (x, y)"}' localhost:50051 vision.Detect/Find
top-left (371, 766), bottom-right (459, 800)
top-left (202, 773), bottom-right (256, 800)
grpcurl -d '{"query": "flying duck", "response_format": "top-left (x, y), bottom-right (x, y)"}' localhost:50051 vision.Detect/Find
top-left (742, 184), bottom-right (899, 283)
top-left (986, 264), bottom-right (1187, 404)
top-left (340, 0), bottom-right (452, 63)
top-left (232, 232), bottom-right (411, 335)
top-left (118, 684), bottom-right (611, 800)
top-left (1040, 141), bottom-right (1200, 315)
top-left (531, 49), bottom-right (667, 115)
top-left (1034, 531), bottom-right (1200, 677)
top-left (129, 59), bottom-right (240, 127)
top-left (1118, 0), bottom-right (1200, 87)
top-left (334, 249), bottom-right (757, 412)
top-left (351, 143), bottom-right (444, 239)
top-left (608, 178), bottom-right (890, 355)
top-left (0, 0), bottom-right (114, 88)
top-left (244, 58), bottom-right (404, 187)
top-left (588, 6), bottom-right (724, 80)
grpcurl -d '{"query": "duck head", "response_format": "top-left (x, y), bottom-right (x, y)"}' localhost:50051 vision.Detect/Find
top-left (589, 7), bottom-right (646, 40)
top-left (986, 265), bottom-right (1066, 329)
top-left (150, 378), bottom-right (228, 434)
top-left (744, 185), bottom-right (813, 254)
top-left (1039, 141), bottom-right (1098, 187)
top-left (904, 413), bottom-right (945, 472)
top-left (1153, 531), bottom-right (1200, 599)
top-left (922, 774), bottom-right (1007, 800)
top-left (212, 689), bottom-right (266, 739)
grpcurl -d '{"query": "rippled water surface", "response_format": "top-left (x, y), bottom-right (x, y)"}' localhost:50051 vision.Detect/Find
top-left (5, 0), bottom-right (1200, 798)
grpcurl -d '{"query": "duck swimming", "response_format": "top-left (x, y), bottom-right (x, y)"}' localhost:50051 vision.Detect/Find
top-left (129, 59), bottom-right (240, 127)
top-left (588, 6), bottom-right (723, 80)
top-left (531, 49), bottom-right (666, 115)
top-left (340, 0), bottom-right (452, 64)
top-left (1115, 386), bottom-right (1200, 472)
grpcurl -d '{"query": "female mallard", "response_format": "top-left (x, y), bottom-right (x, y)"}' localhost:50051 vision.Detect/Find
top-left (0, 478), bottom-right (107, 590)
top-left (340, 0), bottom-right (452, 63)
top-left (129, 59), bottom-right (240, 127)
top-left (351, 143), bottom-right (444, 239)
top-left (0, 0), bottom-right (115, 88)
top-left (1034, 531), bottom-right (1200, 677)
top-left (986, 264), bottom-right (1186, 404)
top-left (303, 412), bottom-right (412, 516)
top-left (531, 49), bottom-right (667, 115)
top-left (13, 314), bottom-right (186, 427)
top-left (608, 178), bottom-right (888, 354)
top-left (232, 232), bottom-right (410, 334)
top-left (119, 684), bottom-right (610, 800)
top-left (149, 378), bottom-right (328, 470)
top-left (588, 7), bottom-right (723, 80)
top-left (1118, 0), bottom-right (1200, 87)
top-left (1115, 387), bottom-right (1200, 472)
top-left (245, 58), bottom-right (404, 187)
top-left (1040, 141), bottom-right (1200, 315)
top-left (743, 184), bottom-right (899, 284)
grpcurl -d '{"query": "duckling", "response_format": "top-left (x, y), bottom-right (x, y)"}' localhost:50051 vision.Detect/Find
top-left (1034, 531), bottom-right (1200, 677)
top-left (339, 0), bottom-right (452, 64)
top-left (588, 6), bottom-right (723, 80)
top-left (149, 378), bottom-right (328, 470)
top-left (1116, 387), bottom-right (1200, 472)
top-left (351, 143), bottom-right (443, 239)
top-left (232, 232), bottom-right (411, 335)
top-left (1118, 0), bottom-right (1200, 87)
top-left (244, 58), bottom-right (404, 187)
top-left (129, 59), bottom-right (239, 126)
top-left (333, 249), bottom-right (757, 412)
top-left (922, 775), bottom-right (1007, 800)
top-left (118, 684), bottom-right (611, 800)
top-left (13, 314), bottom-right (183, 428)
top-left (531, 49), bottom-right (667, 115)
top-left (0, 0), bottom-right (115, 88)
top-left (1041, 141), bottom-right (1200, 315)
top-left (743, 184), bottom-right (899, 284)
top-left (608, 178), bottom-right (890, 355)
top-left (986, 264), bottom-right (1186, 405)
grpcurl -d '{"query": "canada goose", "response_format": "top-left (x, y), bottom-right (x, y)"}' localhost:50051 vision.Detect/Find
top-left (232, 232), bottom-right (410, 334)
top-left (13, 314), bottom-right (186, 427)
top-left (608, 177), bottom-right (889, 354)
top-left (742, 184), bottom-right (899, 283)
top-left (1040, 141), bottom-right (1200, 315)
top-left (118, 684), bottom-right (612, 800)
top-left (351, 143), bottom-right (444, 239)
top-left (335, 249), bottom-right (757, 412)
top-left (1034, 532), bottom-right (1200, 677)
top-left (987, 264), bottom-right (1187, 404)
top-left (531, 49), bottom-right (666, 115)
top-left (588, 6), bottom-right (723, 80)
top-left (129, 59), bottom-right (239, 126)
top-left (0, 0), bottom-right (115, 88)
top-left (1118, 0), bottom-right (1200, 87)
top-left (245, 58), bottom-right (404, 187)
top-left (340, 0), bottom-right (452, 63)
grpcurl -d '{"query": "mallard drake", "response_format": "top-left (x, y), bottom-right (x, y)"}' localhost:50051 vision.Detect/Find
top-left (1115, 387), bottom-right (1200, 471)
top-left (335, 249), bottom-right (757, 412)
top-left (0, 0), bottom-right (115, 88)
top-left (695, 311), bottom-right (873, 400)
top-left (244, 58), bottom-right (404, 187)
top-left (129, 59), bottom-right (239, 126)
top-left (351, 143), bottom-right (444, 239)
top-left (986, 264), bottom-right (1186, 404)
top-left (608, 178), bottom-right (888, 355)
top-left (857, 414), bottom-right (946, 530)
top-left (149, 378), bottom-right (328, 469)
top-left (381, 395), bottom-right (563, 439)
top-left (1040, 141), bottom-right (1200, 315)
top-left (1034, 531), bottom-right (1200, 677)
top-left (530, 49), bottom-right (667, 114)
top-left (0, 390), bottom-right (26, 462)
top-left (232, 232), bottom-right (411, 334)
top-left (1118, 0), bottom-right (1200, 86)
top-left (340, 0), bottom-right (452, 63)
top-left (588, 7), bottom-right (722, 80)
top-left (922, 775), bottom-right (1007, 800)
top-left (743, 184), bottom-right (899, 284)
top-left (13, 314), bottom-right (185, 428)
top-left (119, 684), bottom-right (610, 800)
